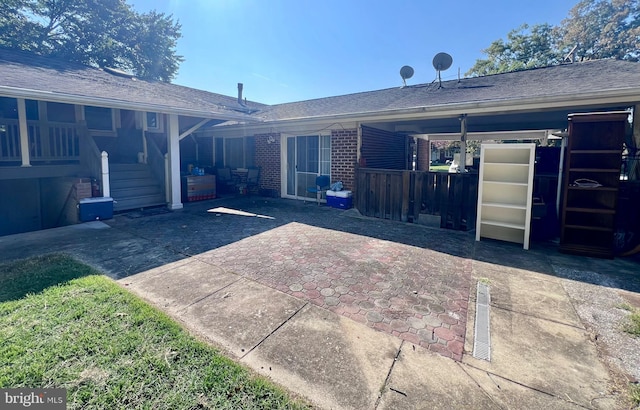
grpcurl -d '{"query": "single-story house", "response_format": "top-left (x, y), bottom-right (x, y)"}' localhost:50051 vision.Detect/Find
top-left (2, 48), bottom-right (640, 236)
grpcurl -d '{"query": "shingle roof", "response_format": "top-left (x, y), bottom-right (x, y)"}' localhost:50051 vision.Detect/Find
top-left (2, 48), bottom-right (639, 125)
top-left (0, 48), bottom-right (265, 120)
top-left (253, 60), bottom-right (640, 122)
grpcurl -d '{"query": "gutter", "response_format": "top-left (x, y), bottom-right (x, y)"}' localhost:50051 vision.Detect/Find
top-left (214, 86), bottom-right (640, 132)
top-left (0, 85), bottom-right (262, 122)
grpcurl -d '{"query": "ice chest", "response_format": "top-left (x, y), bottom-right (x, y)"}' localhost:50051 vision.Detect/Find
top-left (79, 197), bottom-right (114, 221)
top-left (326, 190), bottom-right (353, 209)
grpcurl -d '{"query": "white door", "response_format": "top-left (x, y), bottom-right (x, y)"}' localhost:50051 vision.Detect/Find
top-left (285, 135), bottom-right (330, 199)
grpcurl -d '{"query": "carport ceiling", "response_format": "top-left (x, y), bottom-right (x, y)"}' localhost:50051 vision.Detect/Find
top-left (363, 104), bottom-right (631, 135)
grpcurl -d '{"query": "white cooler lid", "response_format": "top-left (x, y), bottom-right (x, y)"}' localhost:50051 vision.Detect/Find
top-left (79, 197), bottom-right (113, 204)
top-left (334, 190), bottom-right (352, 198)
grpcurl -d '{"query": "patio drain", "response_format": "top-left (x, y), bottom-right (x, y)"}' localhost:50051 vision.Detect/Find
top-left (473, 282), bottom-right (491, 361)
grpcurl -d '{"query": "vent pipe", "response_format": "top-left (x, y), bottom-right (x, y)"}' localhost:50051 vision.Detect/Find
top-left (237, 83), bottom-right (244, 105)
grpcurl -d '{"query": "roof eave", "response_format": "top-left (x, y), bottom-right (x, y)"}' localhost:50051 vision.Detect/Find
top-left (0, 85), bottom-right (262, 122)
top-left (215, 87), bottom-right (640, 133)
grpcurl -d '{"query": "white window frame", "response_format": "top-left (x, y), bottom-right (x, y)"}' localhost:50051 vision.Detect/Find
top-left (81, 105), bottom-right (118, 136)
top-left (144, 112), bottom-right (164, 132)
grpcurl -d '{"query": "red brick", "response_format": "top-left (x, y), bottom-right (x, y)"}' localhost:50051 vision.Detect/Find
top-left (434, 326), bottom-right (457, 341)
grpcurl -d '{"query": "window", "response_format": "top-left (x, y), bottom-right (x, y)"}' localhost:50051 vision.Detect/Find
top-left (222, 136), bottom-right (256, 169)
top-left (0, 97), bottom-right (17, 119)
top-left (85, 106), bottom-right (113, 131)
top-left (0, 98), bottom-right (39, 120)
top-left (225, 138), bottom-right (244, 169)
top-left (25, 100), bottom-right (39, 120)
top-left (146, 112), bottom-right (163, 131)
top-left (47, 102), bottom-right (75, 123)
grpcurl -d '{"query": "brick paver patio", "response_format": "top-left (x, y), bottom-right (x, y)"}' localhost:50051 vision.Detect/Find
top-left (197, 220), bottom-right (472, 360)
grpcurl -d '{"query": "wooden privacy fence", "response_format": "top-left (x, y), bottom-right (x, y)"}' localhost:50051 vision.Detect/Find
top-left (354, 168), bottom-right (479, 231)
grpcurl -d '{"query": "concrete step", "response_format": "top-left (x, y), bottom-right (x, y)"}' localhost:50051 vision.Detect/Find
top-left (110, 169), bottom-right (153, 180)
top-left (111, 185), bottom-right (162, 198)
top-left (113, 194), bottom-right (166, 212)
top-left (109, 163), bottom-right (149, 171)
top-left (109, 163), bottom-right (165, 212)
top-left (110, 177), bottom-right (159, 189)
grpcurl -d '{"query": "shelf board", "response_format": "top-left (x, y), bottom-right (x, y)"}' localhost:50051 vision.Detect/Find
top-left (567, 186), bottom-right (617, 191)
top-left (482, 202), bottom-right (526, 210)
top-left (484, 162), bottom-right (529, 166)
top-left (563, 224), bottom-right (614, 232)
top-left (568, 168), bottom-right (620, 173)
top-left (559, 243), bottom-right (613, 258)
top-left (482, 180), bottom-right (528, 186)
top-left (480, 220), bottom-right (526, 230)
top-left (570, 150), bottom-right (621, 154)
top-left (564, 207), bottom-right (615, 214)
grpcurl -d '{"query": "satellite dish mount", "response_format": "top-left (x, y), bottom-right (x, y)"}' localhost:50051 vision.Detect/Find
top-left (399, 65), bottom-right (414, 87)
top-left (432, 52), bottom-right (453, 88)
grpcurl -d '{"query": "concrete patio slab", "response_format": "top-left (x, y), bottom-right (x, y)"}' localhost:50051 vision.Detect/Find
top-left (377, 345), bottom-right (497, 410)
top-left (377, 344), bottom-right (584, 410)
top-left (242, 303), bottom-right (401, 410)
top-left (119, 259), bottom-right (239, 313)
top-left (471, 262), bottom-right (582, 326)
top-left (462, 306), bottom-right (613, 409)
top-left (179, 278), bottom-right (306, 357)
top-left (461, 365), bottom-right (589, 409)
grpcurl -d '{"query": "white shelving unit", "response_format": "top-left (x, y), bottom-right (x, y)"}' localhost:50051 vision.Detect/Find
top-left (475, 143), bottom-right (535, 249)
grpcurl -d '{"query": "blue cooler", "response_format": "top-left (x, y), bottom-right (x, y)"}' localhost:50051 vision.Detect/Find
top-left (326, 190), bottom-right (353, 209)
top-left (79, 197), bottom-right (114, 221)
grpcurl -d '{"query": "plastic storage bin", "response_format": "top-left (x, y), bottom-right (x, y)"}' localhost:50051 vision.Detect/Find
top-left (326, 190), bottom-right (353, 209)
top-left (79, 197), bottom-right (114, 221)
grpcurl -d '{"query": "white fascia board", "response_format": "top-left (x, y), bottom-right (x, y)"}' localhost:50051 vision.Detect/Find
top-left (418, 129), bottom-right (549, 141)
top-left (208, 87), bottom-right (640, 134)
top-left (0, 85), bottom-right (260, 122)
top-left (204, 121), bottom-right (359, 138)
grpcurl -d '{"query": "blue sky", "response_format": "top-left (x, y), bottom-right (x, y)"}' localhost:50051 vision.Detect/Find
top-left (129, 0), bottom-right (578, 105)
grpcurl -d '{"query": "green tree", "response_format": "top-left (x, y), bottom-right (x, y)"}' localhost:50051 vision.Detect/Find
top-left (466, 0), bottom-right (640, 77)
top-left (0, 0), bottom-right (183, 81)
top-left (467, 24), bottom-right (562, 76)
top-left (560, 0), bottom-right (640, 61)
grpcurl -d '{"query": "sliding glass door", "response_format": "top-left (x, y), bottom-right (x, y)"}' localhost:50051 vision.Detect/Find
top-left (286, 135), bottom-right (330, 199)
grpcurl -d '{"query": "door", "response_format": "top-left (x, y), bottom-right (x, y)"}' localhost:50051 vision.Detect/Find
top-left (285, 135), bottom-right (330, 199)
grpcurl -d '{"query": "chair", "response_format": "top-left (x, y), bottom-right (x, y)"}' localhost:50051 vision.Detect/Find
top-left (306, 175), bottom-right (330, 204)
top-left (245, 167), bottom-right (260, 195)
top-left (216, 167), bottom-right (235, 194)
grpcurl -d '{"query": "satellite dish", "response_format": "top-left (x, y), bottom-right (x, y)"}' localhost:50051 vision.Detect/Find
top-left (432, 52), bottom-right (453, 71)
top-left (400, 65), bottom-right (414, 87)
top-left (432, 52), bottom-right (453, 88)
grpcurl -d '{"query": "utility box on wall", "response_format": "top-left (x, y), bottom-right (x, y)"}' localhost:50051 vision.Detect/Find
top-left (79, 197), bottom-right (114, 222)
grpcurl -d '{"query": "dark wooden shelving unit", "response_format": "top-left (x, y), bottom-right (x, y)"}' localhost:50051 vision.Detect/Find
top-left (559, 111), bottom-right (628, 258)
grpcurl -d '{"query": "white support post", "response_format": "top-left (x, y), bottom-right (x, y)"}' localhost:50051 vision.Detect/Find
top-left (167, 114), bottom-right (183, 210)
top-left (164, 153), bottom-right (170, 204)
top-left (17, 98), bottom-right (30, 167)
top-left (141, 112), bottom-right (148, 164)
top-left (101, 151), bottom-right (110, 197)
top-left (459, 114), bottom-right (467, 173)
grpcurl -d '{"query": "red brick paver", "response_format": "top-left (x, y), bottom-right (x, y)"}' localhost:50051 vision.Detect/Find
top-left (199, 222), bottom-right (472, 361)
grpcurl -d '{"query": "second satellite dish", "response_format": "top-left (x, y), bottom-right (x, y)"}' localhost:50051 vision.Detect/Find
top-left (432, 52), bottom-right (453, 88)
top-left (400, 65), bottom-right (414, 87)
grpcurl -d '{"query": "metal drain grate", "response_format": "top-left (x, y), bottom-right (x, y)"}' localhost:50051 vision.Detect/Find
top-left (473, 282), bottom-right (491, 361)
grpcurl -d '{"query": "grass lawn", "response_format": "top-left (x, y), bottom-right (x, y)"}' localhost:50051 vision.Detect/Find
top-left (0, 254), bottom-right (309, 409)
top-left (429, 164), bottom-right (450, 172)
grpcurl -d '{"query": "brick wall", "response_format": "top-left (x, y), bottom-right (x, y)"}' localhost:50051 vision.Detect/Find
top-left (254, 133), bottom-right (281, 194)
top-left (416, 138), bottom-right (430, 171)
top-left (331, 129), bottom-right (358, 190)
